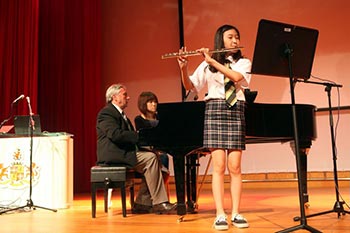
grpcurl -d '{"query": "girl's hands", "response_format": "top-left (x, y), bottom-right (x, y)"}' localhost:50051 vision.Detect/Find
top-left (177, 47), bottom-right (188, 68)
top-left (197, 47), bottom-right (215, 64)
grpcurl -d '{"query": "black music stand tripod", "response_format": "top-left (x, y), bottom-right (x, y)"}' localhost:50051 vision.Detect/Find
top-left (293, 79), bottom-right (350, 221)
top-left (272, 44), bottom-right (321, 233)
top-left (0, 102), bottom-right (57, 215)
top-left (250, 19), bottom-right (321, 232)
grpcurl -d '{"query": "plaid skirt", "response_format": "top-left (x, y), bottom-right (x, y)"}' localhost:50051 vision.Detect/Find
top-left (203, 99), bottom-right (246, 150)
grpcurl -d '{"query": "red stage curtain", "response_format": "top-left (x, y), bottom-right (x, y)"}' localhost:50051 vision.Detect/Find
top-left (38, 0), bottom-right (101, 193)
top-left (0, 0), bottom-right (39, 121)
top-left (1, 0), bottom-right (101, 193)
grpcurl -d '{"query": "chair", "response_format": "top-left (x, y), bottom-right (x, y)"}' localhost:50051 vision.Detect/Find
top-left (90, 166), bottom-right (135, 218)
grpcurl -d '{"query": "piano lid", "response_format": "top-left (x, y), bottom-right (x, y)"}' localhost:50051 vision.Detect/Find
top-left (138, 101), bottom-right (317, 148)
top-left (138, 101), bottom-right (205, 147)
top-left (245, 102), bottom-right (317, 140)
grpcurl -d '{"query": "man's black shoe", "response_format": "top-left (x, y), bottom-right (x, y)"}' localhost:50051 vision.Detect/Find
top-left (132, 203), bottom-right (152, 214)
top-left (152, 202), bottom-right (177, 214)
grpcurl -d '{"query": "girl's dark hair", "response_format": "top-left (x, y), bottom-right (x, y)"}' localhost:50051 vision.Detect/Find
top-left (209, 24), bottom-right (243, 73)
top-left (137, 91), bottom-right (158, 115)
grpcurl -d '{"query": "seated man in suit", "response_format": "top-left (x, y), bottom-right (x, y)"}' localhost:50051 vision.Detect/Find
top-left (96, 83), bottom-right (176, 214)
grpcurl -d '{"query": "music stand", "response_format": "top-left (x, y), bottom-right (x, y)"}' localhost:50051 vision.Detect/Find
top-left (251, 19), bottom-right (320, 233)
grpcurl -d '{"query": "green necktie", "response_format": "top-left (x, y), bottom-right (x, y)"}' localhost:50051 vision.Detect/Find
top-left (224, 62), bottom-right (237, 107)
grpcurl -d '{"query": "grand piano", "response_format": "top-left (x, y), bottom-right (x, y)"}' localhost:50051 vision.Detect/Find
top-left (138, 101), bottom-right (317, 216)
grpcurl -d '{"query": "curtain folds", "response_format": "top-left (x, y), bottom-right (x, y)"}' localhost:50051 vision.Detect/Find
top-left (1, 0), bottom-right (101, 193)
top-left (38, 0), bottom-right (101, 193)
top-left (0, 0), bottom-right (39, 120)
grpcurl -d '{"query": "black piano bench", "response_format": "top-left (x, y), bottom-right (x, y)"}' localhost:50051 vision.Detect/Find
top-left (90, 166), bottom-right (135, 218)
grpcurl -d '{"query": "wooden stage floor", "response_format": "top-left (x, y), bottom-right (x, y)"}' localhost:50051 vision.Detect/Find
top-left (1, 181), bottom-right (349, 233)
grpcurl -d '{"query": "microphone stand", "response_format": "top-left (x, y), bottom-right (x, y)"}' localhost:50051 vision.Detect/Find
top-left (0, 97), bottom-right (57, 215)
top-left (276, 44), bottom-right (321, 233)
top-left (293, 79), bottom-right (350, 220)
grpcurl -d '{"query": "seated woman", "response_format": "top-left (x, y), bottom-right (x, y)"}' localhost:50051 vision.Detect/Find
top-left (134, 91), bottom-right (170, 197)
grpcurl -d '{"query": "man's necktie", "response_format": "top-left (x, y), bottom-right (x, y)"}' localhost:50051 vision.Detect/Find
top-left (224, 62), bottom-right (237, 107)
top-left (122, 112), bottom-right (132, 130)
top-left (122, 111), bottom-right (138, 151)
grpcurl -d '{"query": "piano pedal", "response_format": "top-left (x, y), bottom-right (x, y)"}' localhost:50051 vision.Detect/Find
top-left (303, 193), bottom-right (309, 208)
top-left (193, 202), bottom-right (199, 212)
top-left (304, 202), bottom-right (310, 208)
top-left (186, 201), bottom-right (198, 214)
top-left (177, 215), bottom-right (185, 223)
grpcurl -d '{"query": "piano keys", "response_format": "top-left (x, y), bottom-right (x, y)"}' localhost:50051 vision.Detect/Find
top-left (138, 101), bottom-right (317, 216)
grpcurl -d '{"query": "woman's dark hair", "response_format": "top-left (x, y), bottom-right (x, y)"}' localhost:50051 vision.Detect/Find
top-left (137, 91), bottom-right (158, 115)
top-left (209, 24), bottom-right (243, 73)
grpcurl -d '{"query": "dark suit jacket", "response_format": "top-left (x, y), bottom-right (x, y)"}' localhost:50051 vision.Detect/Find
top-left (96, 103), bottom-right (138, 167)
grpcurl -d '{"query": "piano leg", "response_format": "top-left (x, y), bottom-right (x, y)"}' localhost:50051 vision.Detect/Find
top-left (172, 153), bottom-right (187, 216)
top-left (300, 148), bottom-right (309, 207)
top-left (291, 141), bottom-right (310, 207)
top-left (190, 155), bottom-right (199, 211)
top-left (186, 154), bottom-right (199, 213)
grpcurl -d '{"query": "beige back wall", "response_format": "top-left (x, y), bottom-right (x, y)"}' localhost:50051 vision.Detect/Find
top-left (101, 0), bottom-right (182, 119)
top-left (183, 0), bottom-right (350, 106)
top-left (102, 0), bottom-right (350, 174)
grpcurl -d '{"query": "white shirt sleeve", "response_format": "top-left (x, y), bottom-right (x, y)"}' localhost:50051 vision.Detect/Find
top-left (189, 58), bottom-right (252, 101)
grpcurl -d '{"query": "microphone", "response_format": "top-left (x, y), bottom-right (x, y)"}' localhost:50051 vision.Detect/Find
top-left (26, 96), bottom-right (34, 116)
top-left (12, 94), bottom-right (25, 104)
top-left (26, 96), bottom-right (35, 130)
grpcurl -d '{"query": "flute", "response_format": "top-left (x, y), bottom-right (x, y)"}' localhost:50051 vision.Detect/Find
top-left (161, 47), bottom-right (244, 59)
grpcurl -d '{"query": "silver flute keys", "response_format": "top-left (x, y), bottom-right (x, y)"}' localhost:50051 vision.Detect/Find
top-left (161, 47), bottom-right (244, 59)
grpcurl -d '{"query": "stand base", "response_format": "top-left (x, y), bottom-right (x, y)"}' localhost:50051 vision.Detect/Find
top-left (294, 201), bottom-right (350, 221)
top-left (0, 199), bottom-right (57, 215)
top-left (276, 223), bottom-right (322, 233)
